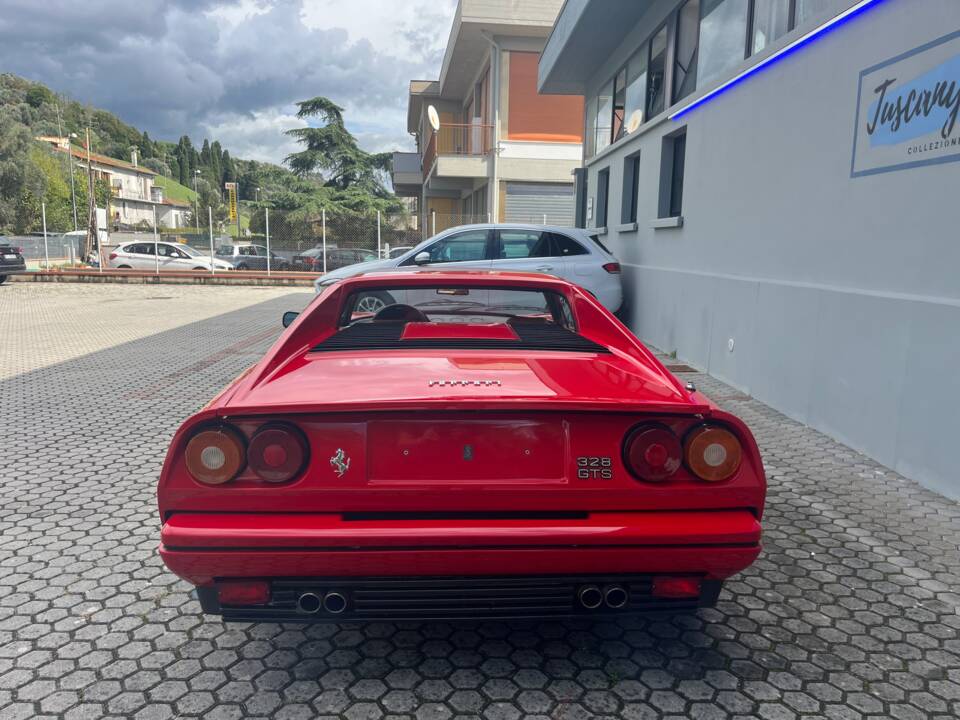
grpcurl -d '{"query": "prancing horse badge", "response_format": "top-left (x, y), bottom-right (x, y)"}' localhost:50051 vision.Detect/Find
top-left (330, 448), bottom-right (351, 477)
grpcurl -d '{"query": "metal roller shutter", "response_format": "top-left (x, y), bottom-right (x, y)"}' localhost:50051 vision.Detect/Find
top-left (504, 182), bottom-right (575, 226)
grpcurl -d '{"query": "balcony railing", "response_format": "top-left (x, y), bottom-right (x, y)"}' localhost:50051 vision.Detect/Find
top-left (423, 123), bottom-right (494, 175)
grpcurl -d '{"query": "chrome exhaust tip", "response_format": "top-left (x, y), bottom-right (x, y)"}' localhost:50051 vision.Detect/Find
top-left (578, 585), bottom-right (603, 610)
top-left (603, 585), bottom-right (628, 609)
top-left (296, 592), bottom-right (322, 614)
top-left (323, 591), bottom-right (347, 614)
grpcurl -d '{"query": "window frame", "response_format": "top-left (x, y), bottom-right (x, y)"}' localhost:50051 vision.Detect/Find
top-left (398, 228), bottom-right (495, 267)
top-left (493, 229), bottom-right (553, 261)
top-left (584, 0), bottom-right (804, 160)
top-left (595, 167), bottom-right (610, 230)
top-left (658, 129), bottom-right (687, 219)
top-left (621, 152), bottom-right (642, 225)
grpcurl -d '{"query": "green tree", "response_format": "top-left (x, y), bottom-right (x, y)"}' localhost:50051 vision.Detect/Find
top-left (284, 96), bottom-right (392, 196)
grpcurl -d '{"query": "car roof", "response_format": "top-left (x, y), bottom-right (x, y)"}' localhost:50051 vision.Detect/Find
top-left (429, 223), bottom-right (594, 234)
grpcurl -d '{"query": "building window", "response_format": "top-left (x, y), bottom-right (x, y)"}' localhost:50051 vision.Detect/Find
top-left (795, 0), bottom-right (832, 25)
top-left (612, 67), bottom-right (627, 142)
top-left (624, 49), bottom-right (648, 133)
top-left (595, 81), bottom-right (614, 155)
top-left (699, 0), bottom-right (750, 87)
top-left (646, 26), bottom-right (668, 120)
top-left (674, 0), bottom-right (700, 103)
top-left (574, 168), bottom-right (589, 228)
top-left (659, 131), bottom-right (686, 218)
top-left (751, 0), bottom-right (792, 55)
top-left (584, 97), bottom-right (597, 158)
top-left (621, 153), bottom-right (641, 225)
top-left (596, 168), bottom-right (610, 229)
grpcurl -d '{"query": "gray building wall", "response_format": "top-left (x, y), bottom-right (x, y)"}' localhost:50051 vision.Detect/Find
top-left (577, 0), bottom-right (960, 499)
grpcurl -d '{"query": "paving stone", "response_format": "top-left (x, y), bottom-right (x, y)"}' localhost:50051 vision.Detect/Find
top-left (0, 283), bottom-right (958, 720)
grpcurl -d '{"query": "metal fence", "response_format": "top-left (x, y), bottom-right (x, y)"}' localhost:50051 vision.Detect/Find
top-left (6, 204), bottom-right (422, 276)
top-left (7, 203), bottom-right (576, 277)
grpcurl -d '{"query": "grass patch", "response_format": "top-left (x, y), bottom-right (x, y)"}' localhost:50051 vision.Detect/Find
top-left (154, 175), bottom-right (198, 203)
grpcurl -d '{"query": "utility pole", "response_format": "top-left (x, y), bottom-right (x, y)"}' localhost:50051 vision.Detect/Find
top-left (84, 128), bottom-right (99, 266)
top-left (193, 170), bottom-right (201, 237)
top-left (68, 134), bottom-right (79, 232)
top-left (54, 104), bottom-right (79, 231)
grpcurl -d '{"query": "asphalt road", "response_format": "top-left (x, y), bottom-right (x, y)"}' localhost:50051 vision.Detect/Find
top-left (1, 282), bottom-right (958, 720)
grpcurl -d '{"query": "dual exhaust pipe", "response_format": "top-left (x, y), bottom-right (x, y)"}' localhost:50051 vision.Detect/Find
top-left (578, 584), bottom-right (628, 610)
top-left (297, 591), bottom-right (347, 615)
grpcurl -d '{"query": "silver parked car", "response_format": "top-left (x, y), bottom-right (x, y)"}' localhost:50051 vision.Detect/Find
top-left (314, 225), bottom-right (623, 312)
top-left (109, 242), bottom-right (233, 271)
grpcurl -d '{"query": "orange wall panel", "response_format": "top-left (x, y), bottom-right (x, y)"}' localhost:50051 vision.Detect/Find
top-left (507, 51), bottom-right (584, 143)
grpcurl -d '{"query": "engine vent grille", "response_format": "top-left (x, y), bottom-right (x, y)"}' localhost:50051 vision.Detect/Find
top-left (311, 322), bottom-right (609, 354)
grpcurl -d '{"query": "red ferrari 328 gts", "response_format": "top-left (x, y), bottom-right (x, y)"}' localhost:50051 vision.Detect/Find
top-left (157, 270), bottom-right (765, 622)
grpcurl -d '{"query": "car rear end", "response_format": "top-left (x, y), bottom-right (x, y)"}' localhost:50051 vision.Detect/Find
top-left (571, 228), bottom-right (623, 312)
top-left (158, 403), bottom-right (763, 621)
top-left (157, 274), bottom-right (764, 621)
top-left (0, 240), bottom-right (27, 281)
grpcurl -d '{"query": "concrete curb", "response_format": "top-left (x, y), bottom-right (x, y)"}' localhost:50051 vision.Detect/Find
top-left (10, 270), bottom-right (317, 287)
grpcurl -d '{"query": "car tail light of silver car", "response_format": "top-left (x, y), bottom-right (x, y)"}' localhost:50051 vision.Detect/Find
top-left (185, 425), bottom-right (247, 485)
top-left (247, 423), bottom-right (309, 483)
top-left (623, 425), bottom-right (683, 482)
top-left (684, 425), bottom-right (743, 482)
top-left (602, 262), bottom-right (621, 273)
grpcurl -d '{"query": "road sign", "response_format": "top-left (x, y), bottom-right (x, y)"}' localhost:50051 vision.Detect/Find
top-left (225, 182), bottom-right (238, 221)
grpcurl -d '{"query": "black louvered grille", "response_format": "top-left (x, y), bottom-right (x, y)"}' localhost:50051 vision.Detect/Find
top-left (311, 322), bottom-right (608, 353)
top-left (218, 575), bottom-right (706, 622)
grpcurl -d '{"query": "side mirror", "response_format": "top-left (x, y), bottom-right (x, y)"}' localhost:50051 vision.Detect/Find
top-left (414, 251), bottom-right (431, 265)
top-left (282, 311), bottom-right (299, 328)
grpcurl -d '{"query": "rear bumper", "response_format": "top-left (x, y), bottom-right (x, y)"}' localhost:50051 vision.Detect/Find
top-left (159, 510), bottom-right (761, 585)
top-left (0, 262), bottom-right (26, 274)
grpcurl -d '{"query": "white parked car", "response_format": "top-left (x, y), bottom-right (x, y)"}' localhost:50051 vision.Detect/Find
top-left (315, 225), bottom-right (623, 312)
top-left (108, 241), bottom-right (233, 272)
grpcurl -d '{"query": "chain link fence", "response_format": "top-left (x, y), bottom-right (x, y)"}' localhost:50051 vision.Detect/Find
top-left (4, 204), bottom-right (423, 276)
top-left (6, 204), bottom-right (575, 277)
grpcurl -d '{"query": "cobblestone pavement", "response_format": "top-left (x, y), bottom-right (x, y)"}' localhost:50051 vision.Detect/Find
top-left (1, 283), bottom-right (959, 720)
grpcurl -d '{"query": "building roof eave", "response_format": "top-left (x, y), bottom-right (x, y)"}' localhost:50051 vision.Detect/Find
top-left (539, 0), bottom-right (653, 95)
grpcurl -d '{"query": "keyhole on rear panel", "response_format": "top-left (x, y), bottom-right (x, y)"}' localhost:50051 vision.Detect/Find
top-left (463, 445), bottom-right (473, 461)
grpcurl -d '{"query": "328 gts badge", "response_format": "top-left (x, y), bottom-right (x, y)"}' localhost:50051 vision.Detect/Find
top-left (576, 456), bottom-right (613, 480)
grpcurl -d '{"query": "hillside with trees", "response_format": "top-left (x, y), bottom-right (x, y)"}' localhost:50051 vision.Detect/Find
top-left (0, 74), bottom-right (405, 235)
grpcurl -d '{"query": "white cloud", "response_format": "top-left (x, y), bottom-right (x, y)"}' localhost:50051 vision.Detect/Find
top-left (202, 109), bottom-right (306, 164)
top-left (0, 0), bottom-right (458, 165)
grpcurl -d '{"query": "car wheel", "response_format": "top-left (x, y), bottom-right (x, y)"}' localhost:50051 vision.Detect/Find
top-left (117, 265), bottom-right (132, 269)
top-left (355, 291), bottom-right (395, 314)
top-left (237, 263), bottom-right (249, 270)
top-left (0, 275), bottom-right (7, 285)
top-left (192, 266), bottom-right (206, 271)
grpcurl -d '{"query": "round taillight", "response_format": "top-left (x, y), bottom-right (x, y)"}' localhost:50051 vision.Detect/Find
top-left (248, 423), bottom-right (308, 483)
top-left (185, 426), bottom-right (246, 485)
top-left (623, 425), bottom-right (682, 482)
top-left (684, 425), bottom-right (742, 482)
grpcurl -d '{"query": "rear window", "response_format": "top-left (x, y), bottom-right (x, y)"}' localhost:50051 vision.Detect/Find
top-left (587, 233), bottom-right (612, 255)
top-left (339, 287), bottom-right (572, 328)
top-left (311, 285), bottom-right (606, 354)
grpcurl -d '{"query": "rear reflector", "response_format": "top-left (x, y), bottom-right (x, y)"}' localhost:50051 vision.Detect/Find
top-left (602, 262), bottom-right (621, 274)
top-left (652, 576), bottom-right (702, 599)
top-left (217, 581), bottom-right (270, 606)
top-left (623, 425), bottom-right (682, 482)
top-left (247, 423), bottom-right (309, 483)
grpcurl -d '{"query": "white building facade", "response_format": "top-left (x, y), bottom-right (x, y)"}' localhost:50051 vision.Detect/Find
top-left (539, 0), bottom-right (960, 499)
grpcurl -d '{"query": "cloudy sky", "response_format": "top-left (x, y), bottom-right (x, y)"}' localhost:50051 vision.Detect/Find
top-left (0, 0), bottom-right (457, 164)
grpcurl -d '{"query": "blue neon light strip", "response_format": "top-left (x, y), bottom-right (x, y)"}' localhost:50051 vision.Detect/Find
top-left (669, 0), bottom-right (884, 120)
